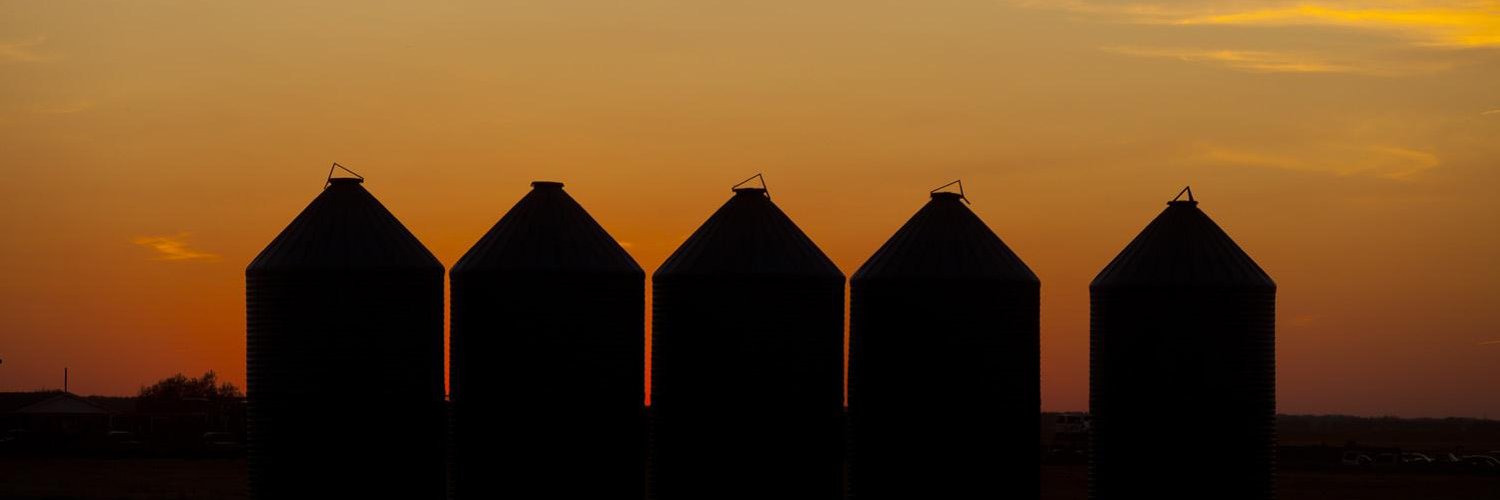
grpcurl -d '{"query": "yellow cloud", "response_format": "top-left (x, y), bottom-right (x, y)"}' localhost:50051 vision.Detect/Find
top-left (1198, 144), bottom-right (1439, 180)
top-left (1172, 3), bottom-right (1500, 47)
top-left (132, 234), bottom-right (219, 261)
top-left (0, 37), bottom-right (52, 63)
top-left (1017, 1), bottom-right (1500, 47)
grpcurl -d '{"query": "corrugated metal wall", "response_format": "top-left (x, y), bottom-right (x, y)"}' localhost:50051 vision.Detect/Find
top-left (241, 177), bottom-right (1279, 500)
top-left (1090, 198), bottom-right (1276, 500)
top-left (650, 187), bottom-right (846, 500)
top-left (450, 181), bottom-right (646, 500)
top-left (246, 178), bottom-right (446, 500)
top-left (849, 191), bottom-right (1041, 499)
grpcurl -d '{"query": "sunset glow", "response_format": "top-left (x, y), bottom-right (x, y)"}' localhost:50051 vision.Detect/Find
top-left (1, 0), bottom-right (1497, 418)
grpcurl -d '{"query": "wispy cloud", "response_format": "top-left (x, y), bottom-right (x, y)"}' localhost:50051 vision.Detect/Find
top-left (132, 234), bottom-right (219, 262)
top-left (1103, 45), bottom-right (1455, 75)
top-left (0, 37), bottom-right (54, 63)
top-left (1480, 340), bottom-right (1500, 346)
top-left (1483, 109), bottom-right (1500, 115)
top-left (1105, 46), bottom-right (1358, 73)
top-left (1009, 1), bottom-right (1498, 77)
top-left (1168, 3), bottom-right (1500, 48)
top-left (34, 101), bottom-right (95, 115)
top-left (1289, 314), bottom-right (1319, 326)
top-left (1016, 1), bottom-right (1500, 47)
top-left (1198, 144), bottom-right (1439, 180)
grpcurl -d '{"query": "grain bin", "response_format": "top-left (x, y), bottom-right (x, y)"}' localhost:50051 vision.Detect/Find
top-left (246, 175), bottom-right (445, 500)
top-left (450, 181), bottom-right (645, 500)
top-left (651, 181), bottom-right (845, 500)
top-left (1089, 189), bottom-right (1276, 500)
top-left (848, 186), bottom-right (1040, 499)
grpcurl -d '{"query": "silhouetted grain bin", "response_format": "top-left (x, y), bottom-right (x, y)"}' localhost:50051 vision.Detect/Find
top-left (848, 187), bottom-right (1040, 500)
top-left (246, 176), bottom-right (445, 500)
top-left (1090, 189), bottom-right (1275, 500)
top-left (450, 181), bottom-right (645, 500)
top-left (651, 183), bottom-right (845, 500)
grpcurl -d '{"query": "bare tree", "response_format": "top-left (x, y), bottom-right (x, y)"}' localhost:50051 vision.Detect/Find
top-left (138, 371), bottom-right (243, 400)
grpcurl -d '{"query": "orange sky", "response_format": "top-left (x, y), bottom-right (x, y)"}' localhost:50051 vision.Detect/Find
top-left (1, 1), bottom-right (1497, 417)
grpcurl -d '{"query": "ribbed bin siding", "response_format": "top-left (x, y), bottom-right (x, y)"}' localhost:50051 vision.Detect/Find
top-left (450, 275), bottom-right (645, 499)
top-left (849, 284), bottom-right (1039, 499)
top-left (652, 277), bottom-right (845, 500)
top-left (450, 180), bottom-right (646, 500)
top-left (848, 192), bottom-right (1040, 500)
top-left (651, 187), bottom-right (846, 500)
top-left (1089, 199), bottom-right (1276, 500)
top-left (246, 178), bottom-right (446, 500)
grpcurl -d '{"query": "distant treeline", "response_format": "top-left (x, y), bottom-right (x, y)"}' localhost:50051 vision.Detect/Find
top-left (1035, 412), bottom-right (1500, 452)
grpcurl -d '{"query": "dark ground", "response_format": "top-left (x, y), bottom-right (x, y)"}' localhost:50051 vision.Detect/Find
top-left (0, 458), bottom-right (246, 500)
top-left (1, 459), bottom-right (1496, 500)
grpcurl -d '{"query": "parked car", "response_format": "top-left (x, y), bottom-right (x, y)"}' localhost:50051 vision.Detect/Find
top-left (0, 429), bottom-right (35, 449)
top-left (201, 432), bottom-right (243, 454)
top-left (1053, 413), bottom-right (1092, 434)
top-left (107, 430), bottom-right (144, 452)
top-left (1399, 452), bottom-right (1433, 464)
top-left (1463, 455), bottom-right (1500, 469)
top-left (1341, 452), bottom-right (1373, 467)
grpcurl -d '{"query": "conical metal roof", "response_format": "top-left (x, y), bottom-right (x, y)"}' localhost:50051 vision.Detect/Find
top-left (852, 192), bottom-right (1037, 283)
top-left (1092, 197), bottom-right (1274, 289)
top-left (247, 178), bottom-right (441, 271)
top-left (452, 181), bottom-right (641, 275)
top-left (654, 188), bottom-right (842, 278)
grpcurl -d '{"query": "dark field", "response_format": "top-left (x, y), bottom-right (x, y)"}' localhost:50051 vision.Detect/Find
top-left (1, 459), bottom-right (1496, 500)
top-left (0, 458), bottom-right (246, 500)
